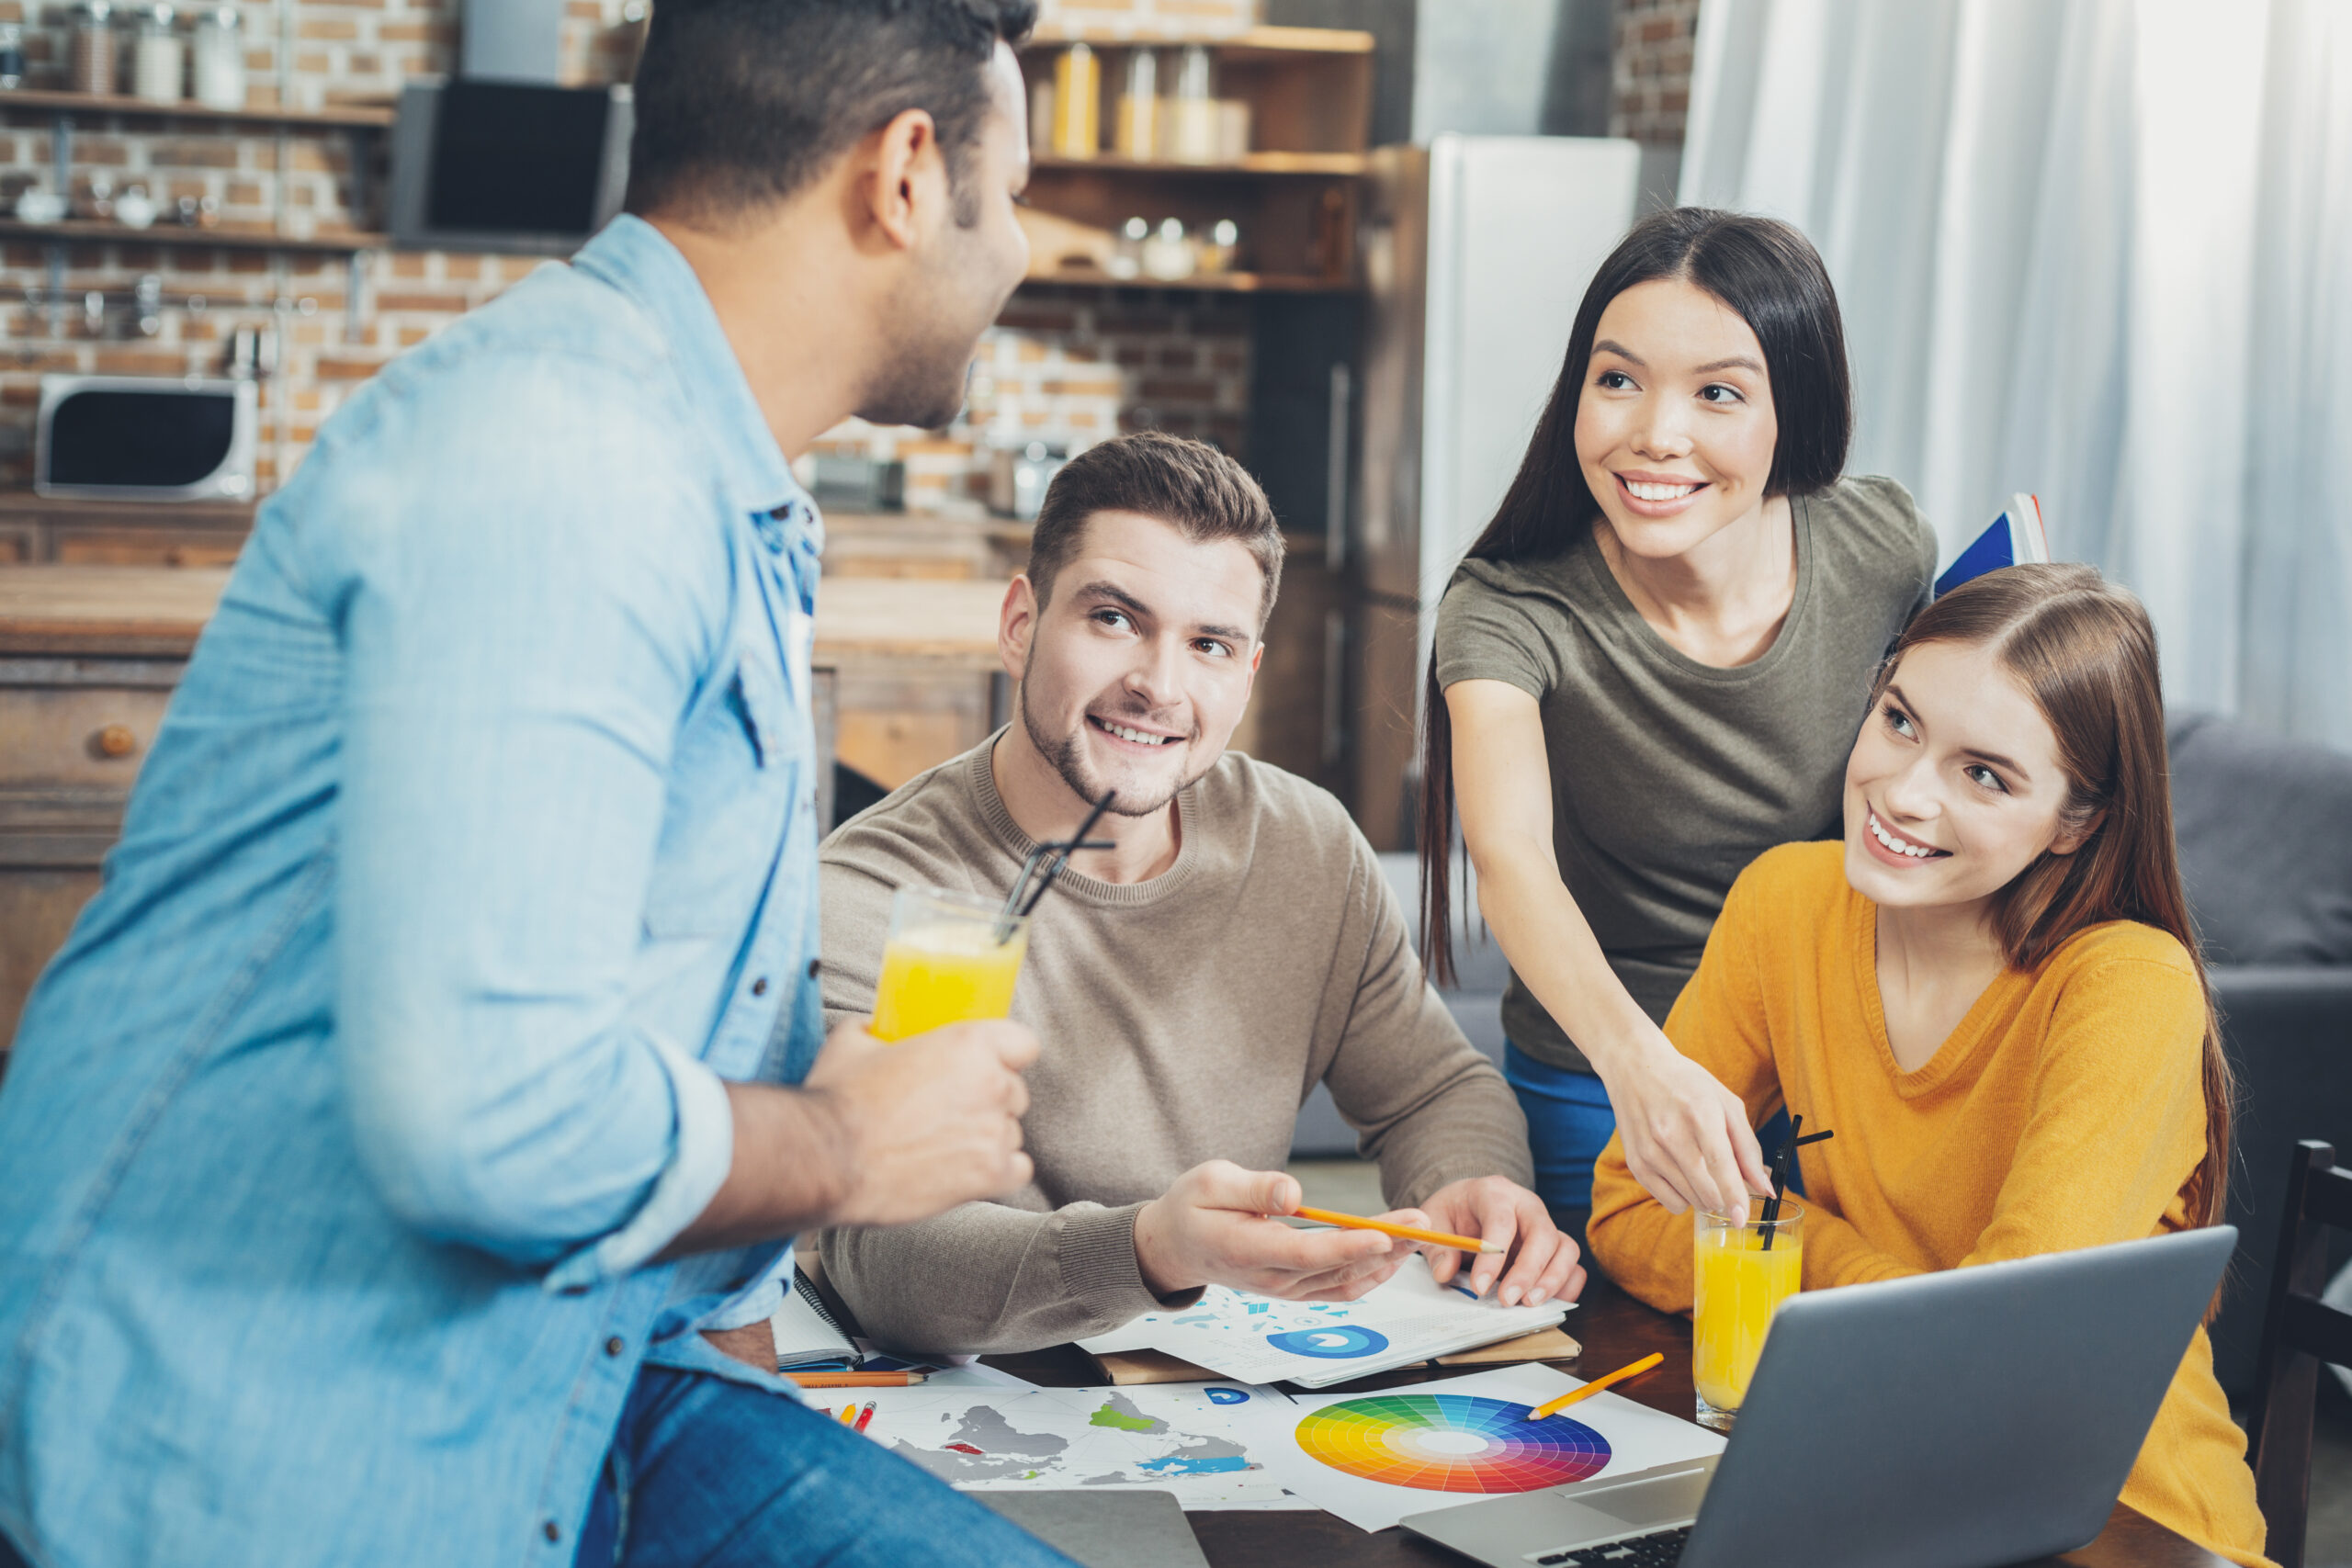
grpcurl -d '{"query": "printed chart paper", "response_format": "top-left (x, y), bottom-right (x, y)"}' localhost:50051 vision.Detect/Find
top-left (839, 1375), bottom-right (1301, 1510)
top-left (1078, 1254), bottom-right (1571, 1387)
top-left (1253, 1364), bottom-right (1725, 1531)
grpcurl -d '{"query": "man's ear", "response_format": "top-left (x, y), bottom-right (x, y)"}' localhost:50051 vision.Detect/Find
top-left (1001, 574), bottom-right (1039, 681)
top-left (863, 107), bottom-right (945, 253)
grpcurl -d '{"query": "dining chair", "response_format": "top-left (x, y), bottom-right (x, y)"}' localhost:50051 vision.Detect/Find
top-left (2246, 1139), bottom-right (2352, 1568)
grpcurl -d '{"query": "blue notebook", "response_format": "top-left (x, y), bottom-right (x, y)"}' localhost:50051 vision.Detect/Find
top-left (1935, 493), bottom-right (2048, 597)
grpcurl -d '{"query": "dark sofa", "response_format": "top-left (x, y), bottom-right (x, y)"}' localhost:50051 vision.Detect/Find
top-left (2169, 713), bottom-right (2352, 1394)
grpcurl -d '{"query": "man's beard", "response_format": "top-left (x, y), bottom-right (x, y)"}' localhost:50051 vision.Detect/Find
top-left (1020, 682), bottom-right (1199, 819)
top-left (856, 328), bottom-right (974, 432)
top-left (856, 232), bottom-right (1002, 431)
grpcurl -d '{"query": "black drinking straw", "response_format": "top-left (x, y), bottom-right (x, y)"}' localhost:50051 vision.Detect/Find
top-left (1758, 1119), bottom-right (1835, 1250)
top-left (995, 789), bottom-right (1118, 938)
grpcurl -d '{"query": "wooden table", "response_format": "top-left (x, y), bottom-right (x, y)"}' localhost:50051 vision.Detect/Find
top-left (989, 1271), bottom-right (2229, 1568)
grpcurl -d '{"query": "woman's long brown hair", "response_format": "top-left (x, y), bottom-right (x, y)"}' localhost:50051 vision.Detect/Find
top-left (1417, 208), bottom-right (1851, 986)
top-left (1882, 563), bottom-right (2233, 1229)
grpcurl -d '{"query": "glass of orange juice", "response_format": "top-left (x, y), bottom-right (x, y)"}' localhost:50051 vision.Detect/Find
top-left (868, 887), bottom-right (1029, 1043)
top-left (1691, 1199), bottom-right (1803, 1430)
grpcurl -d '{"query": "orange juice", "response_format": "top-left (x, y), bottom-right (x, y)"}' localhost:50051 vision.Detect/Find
top-left (1691, 1203), bottom-right (1803, 1427)
top-left (869, 921), bottom-right (1027, 1042)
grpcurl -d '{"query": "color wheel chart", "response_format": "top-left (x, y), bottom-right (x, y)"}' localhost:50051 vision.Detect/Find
top-left (1295, 1393), bottom-right (1611, 1495)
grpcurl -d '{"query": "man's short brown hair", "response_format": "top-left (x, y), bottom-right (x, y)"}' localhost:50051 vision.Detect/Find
top-left (1026, 432), bottom-right (1284, 632)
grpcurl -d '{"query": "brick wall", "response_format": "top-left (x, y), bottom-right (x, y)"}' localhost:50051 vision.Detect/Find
top-left (1610, 0), bottom-right (1699, 147)
top-left (0, 0), bottom-right (1258, 504)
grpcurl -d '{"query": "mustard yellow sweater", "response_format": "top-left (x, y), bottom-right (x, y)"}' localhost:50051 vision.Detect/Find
top-left (1587, 841), bottom-right (2268, 1567)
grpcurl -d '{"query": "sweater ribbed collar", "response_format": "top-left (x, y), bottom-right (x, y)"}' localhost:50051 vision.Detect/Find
top-left (967, 730), bottom-right (1207, 908)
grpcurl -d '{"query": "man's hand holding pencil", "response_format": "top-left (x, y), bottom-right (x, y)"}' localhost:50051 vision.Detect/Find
top-left (1129, 1160), bottom-right (1585, 1310)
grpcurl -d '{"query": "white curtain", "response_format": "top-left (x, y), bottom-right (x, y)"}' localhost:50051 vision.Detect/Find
top-left (1679, 0), bottom-right (2352, 747)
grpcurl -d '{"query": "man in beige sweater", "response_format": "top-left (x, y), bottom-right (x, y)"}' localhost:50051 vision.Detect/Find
top-left (818, 432), bottom-right (1582, 1353)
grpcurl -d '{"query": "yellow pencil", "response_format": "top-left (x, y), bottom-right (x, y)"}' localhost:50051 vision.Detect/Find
top-left (1290, 1204), bottom-right (1507, 1255)
top-left (1529, 1353), bottom-right (1665, 1420)
top-left (787, 1371), bottom-right (930, 1389)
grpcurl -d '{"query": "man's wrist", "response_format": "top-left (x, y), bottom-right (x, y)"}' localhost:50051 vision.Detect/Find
top-left (1132, 1197), bottom-right (1194, 1299)
top-left (789, 1084), bottom-right (863, 1229)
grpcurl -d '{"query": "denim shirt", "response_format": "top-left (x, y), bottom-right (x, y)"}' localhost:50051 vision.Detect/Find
top-left (0, 217), bottom-right (829, 1566)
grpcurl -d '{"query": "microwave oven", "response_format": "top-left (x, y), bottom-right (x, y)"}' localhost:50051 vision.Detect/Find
top-left (35, 375), bottom-right (259, 502)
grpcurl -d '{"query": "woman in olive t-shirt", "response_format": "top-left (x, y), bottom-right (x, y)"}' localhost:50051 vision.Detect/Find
top-left (1420, 209), bottom-right (1936, 1223)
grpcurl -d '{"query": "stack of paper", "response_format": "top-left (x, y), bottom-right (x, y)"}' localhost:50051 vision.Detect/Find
top-left (1079, 1255), bottom-right (1572, 1389)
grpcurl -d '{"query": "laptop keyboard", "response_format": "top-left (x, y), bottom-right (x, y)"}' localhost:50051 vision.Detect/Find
top-left (1533, 1526), bottom-right (1692, 1565)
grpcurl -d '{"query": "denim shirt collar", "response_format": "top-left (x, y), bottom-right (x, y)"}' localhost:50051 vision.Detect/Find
top-left (572, 215), bottom-right (803, 525)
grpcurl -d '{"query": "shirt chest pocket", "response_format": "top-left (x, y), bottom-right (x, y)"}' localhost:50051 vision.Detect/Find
top-left (640, 651), bottom-right (800, 939)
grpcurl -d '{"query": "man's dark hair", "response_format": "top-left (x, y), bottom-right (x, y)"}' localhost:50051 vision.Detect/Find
top-left (1028, 432), bottom-right (1284, 632)
top-left (624, 0), bottom-right (1038, 226)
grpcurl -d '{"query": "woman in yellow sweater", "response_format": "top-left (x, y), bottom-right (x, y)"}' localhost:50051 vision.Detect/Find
top-left (1585, 562), bottom-right (2267, 1566)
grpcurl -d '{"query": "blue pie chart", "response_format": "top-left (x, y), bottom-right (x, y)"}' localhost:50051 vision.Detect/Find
top-left (1266, 1324), bottom-right (1390, 1359)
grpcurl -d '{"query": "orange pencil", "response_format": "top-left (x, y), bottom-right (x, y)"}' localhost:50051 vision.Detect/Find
top-left (1528, 1353), bottom-right (1664, 1420)
top-left (786, 1371), bottom-right (930, 1389)
top-left (1290, 1204), bottom-right (1506, 1255)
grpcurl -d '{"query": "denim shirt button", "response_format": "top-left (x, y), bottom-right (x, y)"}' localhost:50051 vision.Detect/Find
top-left (806, 958), bottom-right (821, 978)
top-left (543, 1520), bottom-right (561, 1543)
top-left (751, 976), bottom-right (768, 997)
top-left (605, 1337), bottom-right (625, 1357)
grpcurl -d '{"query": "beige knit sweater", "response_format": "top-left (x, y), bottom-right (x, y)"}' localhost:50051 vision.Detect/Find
top-left (814, 738), bottom-right (1532, 1354)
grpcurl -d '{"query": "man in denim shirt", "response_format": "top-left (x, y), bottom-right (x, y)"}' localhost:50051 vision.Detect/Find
top-left (0, 4), bottom-right (1074, 1565)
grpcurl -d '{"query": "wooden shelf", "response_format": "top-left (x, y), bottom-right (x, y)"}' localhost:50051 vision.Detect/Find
top-left (0, 87), bottom-right (393, 130)
top-left (1024, 25), bottom-right (1374, 57)
top-left (1020, 266), bottom-right (1354, 294)
top-left (1033, 152), bottom-right (1365, 177)
top-left (0, 219), bottom-right (384, 254)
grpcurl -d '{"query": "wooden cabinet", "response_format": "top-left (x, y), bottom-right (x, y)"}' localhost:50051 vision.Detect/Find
top-left (0, 568), bottom-right (218, 1054)
top-left (0, 494), bottom-right (256, 568)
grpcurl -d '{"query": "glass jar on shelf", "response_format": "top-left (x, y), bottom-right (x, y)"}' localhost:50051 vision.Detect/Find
top-left (0, 23), bottom-right (27, 90)
top-left (1114, 47), bottom-right (1157, 160)
top-left (1196, 218), bottom-right (1239, 276)
top-left (1107, 215), bottom-right (1147, 280)
top-left (190, 5), bottom-right (243, 110)
top-left (1140, 217), bottom-right (1195, 282)
top-left (1050, 42), bottom-right (1099, 158)
top-left (1169, 43), bottom-right (1216, 164)
top-left (132, 4), bottom-right (184, 104)
top-left (69, 0), bottom-right (117, 96)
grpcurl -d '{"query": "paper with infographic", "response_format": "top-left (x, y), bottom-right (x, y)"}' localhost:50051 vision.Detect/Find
top-left (839, 1369), bottom-right (1301, 1510)
top-left (1077, 1254), bottom-right (1571, 1388)
top-left (1254, 1364), bottom-right (1725, 1531)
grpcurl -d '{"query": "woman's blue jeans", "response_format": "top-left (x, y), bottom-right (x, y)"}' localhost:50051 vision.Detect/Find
top-left (1503, 1044), bottom-right (1619, 1213)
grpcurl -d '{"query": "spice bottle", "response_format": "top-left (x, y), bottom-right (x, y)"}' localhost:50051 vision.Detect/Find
top-left (1050, 42), bottom-right (1099, 158)
top-left (1169, 43), bottom-right (1216, 164)
top-left (190, 6), bottom-right (243, 109)
top-left (132, 4), bottom-right (183, 103)
top-left (1114, 47), bottom-right (1157, 160)
top-left (0, 23), bottom-right (27, 89)
top-left (70, 0), bottom-right (118, 96)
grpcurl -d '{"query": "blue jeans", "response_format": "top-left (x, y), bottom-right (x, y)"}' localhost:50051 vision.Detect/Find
top-left (574, 1366), bottom-right (1080, 1568)
top-left (1504, 1044), bottom-right (1619, 1213)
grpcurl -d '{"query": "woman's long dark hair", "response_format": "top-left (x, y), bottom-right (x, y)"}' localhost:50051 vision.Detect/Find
top-left (1418, 208), bottom-right (1854, 983)
top-left (1883, 565), bottom-right (2233, 1231)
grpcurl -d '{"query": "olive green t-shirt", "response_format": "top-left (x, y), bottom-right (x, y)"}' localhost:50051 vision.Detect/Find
top-left (1433, 475), bottom-right (1937, 1071)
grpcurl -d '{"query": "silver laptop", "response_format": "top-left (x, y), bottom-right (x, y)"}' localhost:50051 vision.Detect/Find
top-left (1402, 1226), bottom-right (2235, 1568)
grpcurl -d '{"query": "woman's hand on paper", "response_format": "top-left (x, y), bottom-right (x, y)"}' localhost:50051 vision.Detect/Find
top-left (1414, 1175), bottom-right (1584, 1308)
top-left (1134, 1160), bottom-right (1405, 1303)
